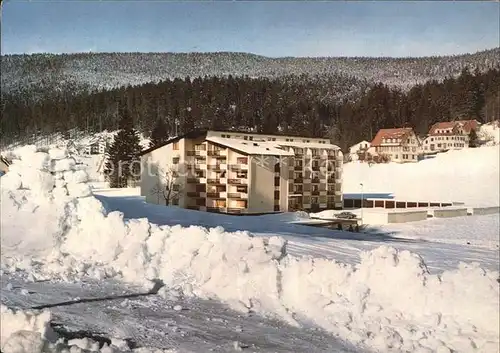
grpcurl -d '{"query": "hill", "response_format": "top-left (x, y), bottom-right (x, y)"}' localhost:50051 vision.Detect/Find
top-left (2, 49), bottom-right (499, 97)
top-left (343, 145), bottom-right (500, 207)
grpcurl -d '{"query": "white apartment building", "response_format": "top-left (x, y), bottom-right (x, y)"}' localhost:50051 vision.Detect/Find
top-left (139, 130), bottom-right (343, 214)
top-left (347, 140), bottom-right (372, 161)
top-left (422, 121), bottom-right (476, 153)
top-left (370, 128), bottom-right (420, 163)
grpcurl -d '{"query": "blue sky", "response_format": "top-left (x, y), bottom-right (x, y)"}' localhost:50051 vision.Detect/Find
top-left (2, 1), bottom-right (499, 57)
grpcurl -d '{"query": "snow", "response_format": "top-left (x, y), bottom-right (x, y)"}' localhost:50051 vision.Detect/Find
top-left (1, 145), bottom-right (499, 353)
top-left (343, 145), bottom-right (500, 206)
top-left (0, 305), bottom-right (181, 353)
top-left (205, 136), bottom-right (294, 156)
top-left (479, 121), bottom-right (500, 146)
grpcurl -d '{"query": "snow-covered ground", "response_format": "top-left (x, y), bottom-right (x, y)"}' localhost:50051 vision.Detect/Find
top-left (343, 145), bottom-right (499, 207)
top-left (1, 145), bottom-right (499, 353)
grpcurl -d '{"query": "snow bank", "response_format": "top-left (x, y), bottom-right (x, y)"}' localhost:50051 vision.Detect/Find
top-left (0, 305), bottom-right (179, 353)
top-left (343, 146), bottom-right (500, 207)
top-left (2, 146), bottom-right (499, 353)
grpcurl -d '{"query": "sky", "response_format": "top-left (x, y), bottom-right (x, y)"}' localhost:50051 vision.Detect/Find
top-left (1, 1), bottom-right (499, 58)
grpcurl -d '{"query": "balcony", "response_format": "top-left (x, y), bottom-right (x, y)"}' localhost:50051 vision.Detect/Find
top-left (294, 165), bottom-right (303, 171)
top-left (228, 192), bottom-right (247, 199)
top-left (207, 164), bottom-right (224, 171)
top-left (327, 178), bottom-right (335, 183)
top-left (206, 192), bottom-right (225, 199)
top-left (187, 178), bottom-right (202, 184)
top-left (327, 190), bottom-right (335, 196)
top-left (207, 178), bottom-right (223, 185)
top-left (293, 178), bottom-right (303, 184)
top-left (311, 178), bottom-right (321, 184)
top-left (187, 150), bottom-right (206, 157)
top-left (207, 150), bottom-right (223, 156)
top-left (207, 207), bottom-right (227, 213)
top-left (187, 191), bottom-right (204, 197)
top-left (228, 178), bottom-right (246, 185)
top-left (311, 190), bottom-right (320, 196)
top-left (328, 155), bottom-right (336, 160)
top-left (312, 165), bottom-right (320, 171)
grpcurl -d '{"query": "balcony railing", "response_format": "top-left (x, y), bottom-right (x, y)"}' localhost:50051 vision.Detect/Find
top-left (206, 192), bottom-right (224, 198)
top-left (311, 190), bottom-right (320, 196)
top-left (227, 192), bottom-right (247, 199)
top-left (207, 164), bottom-right (223, 170)
top-left (187, 150), bottom-right (205, 156)
top-left (327, 178), bottom-right (335, 183)
top-left (207, 150), bottom-right (222, 156)
top-left (312, 178), bottom-right (321, 183)
top-left (207, 207), bottom-right (227, 213)
top-left (187, 178), bottom-right (201, 184)
top-left (312, 165), bottom-right (320, 171)
top-left (187, 191), bottom-right (203, 197)
top-left (327, 190), bottom-right (335, 195)
top-left (293, 178), bottom-right (303, 184)
top-left (328, 155), bottom-right (336, 160)
top-left (229, 164), bottom-right (242, 171)
top-left (207, 178), bottom-right (222, 184)
top-left (294, 165), bottom-right (303, 171)
top-left (228, 178), bottom-right (244, 185)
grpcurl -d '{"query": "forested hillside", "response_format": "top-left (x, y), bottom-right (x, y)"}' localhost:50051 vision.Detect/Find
top-left (2, 65), bottom-right (499, 150)
top-left (2, 48), bottom-right (499, 98)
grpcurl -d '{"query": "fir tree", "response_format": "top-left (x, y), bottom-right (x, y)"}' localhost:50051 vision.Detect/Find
top-left (104, 109), bottom-right (143, 188)
top-left (468, 128), bottom-right (479, 148)
top-left (149, 118), bottom-right (170, 148)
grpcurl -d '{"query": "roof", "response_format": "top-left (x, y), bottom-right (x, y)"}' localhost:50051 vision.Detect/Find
top-left (371, 128), bottom-right (414, 146)
top-left (139, 129), bottom-right (337, 156)
top-left (429, 120), bottom-right (480, 135)
top-left (206, 136), bottom-right (294, 156)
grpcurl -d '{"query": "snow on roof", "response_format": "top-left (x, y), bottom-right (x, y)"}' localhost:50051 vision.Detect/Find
top-left (206, 136), bottom-right (294, 156)
top-left (275, 140), bottom-right (340, 150)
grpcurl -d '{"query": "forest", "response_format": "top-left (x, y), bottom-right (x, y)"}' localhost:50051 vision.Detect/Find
top-left (1, 65), bottom-right (499, 151)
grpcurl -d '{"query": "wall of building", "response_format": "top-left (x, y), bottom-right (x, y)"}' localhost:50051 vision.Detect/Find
top-left (247, 156), bottom-right (275, 213)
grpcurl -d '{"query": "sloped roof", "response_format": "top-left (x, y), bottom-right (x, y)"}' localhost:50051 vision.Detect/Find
top-left (206, 136), bottom-right (294, 156)
top-left (371, 128), bottom-right (414, 146)
top-left (429, 120), bottom-right (480, 135)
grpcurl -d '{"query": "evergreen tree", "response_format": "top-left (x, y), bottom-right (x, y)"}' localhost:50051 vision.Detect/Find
top-left (104, 109), bottom-right (143, 188)
top-left (468, 128), bottom-right (479, 148)
top-left (149, 118), bottom-right (170, 148)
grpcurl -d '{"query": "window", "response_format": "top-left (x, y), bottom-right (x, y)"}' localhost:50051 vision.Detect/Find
top-left (173, 157), bottom-right (180, 164)
top-left (173, 142), bottom-right (179, 150)
top-left (196, 198), bottom-right (205, 206)
top-left (274, 190), bottom-right (280, 199)
top-left (237, 157), bottom-right (248, 165)
top-left (237, 171), bottom-right (247, 178)
top-left (311, 197), bottom-right (319, 204)
top-left (172, 184), bottom-right (180, 191)
top-left (249, 136), bottom-right (253, 141)
top-left (172, 198), bottom-right (179, 206)
top-left (244, 136), bottom-right (248, 140)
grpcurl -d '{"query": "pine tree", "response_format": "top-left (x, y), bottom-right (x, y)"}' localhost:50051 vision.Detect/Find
top-left (468, 128), bottom-right (479, 148)
top-left (149, 118), bottom-right (170, 148)
top-left (104, 109), bottom-right (143, 188)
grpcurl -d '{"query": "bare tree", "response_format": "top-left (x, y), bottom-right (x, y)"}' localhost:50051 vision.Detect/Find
top-left (151, 166), bottom-right (182, 206)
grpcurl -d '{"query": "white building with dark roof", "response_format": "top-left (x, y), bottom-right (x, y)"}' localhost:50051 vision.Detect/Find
top-left (139, 130), bottom-right (344, 214)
